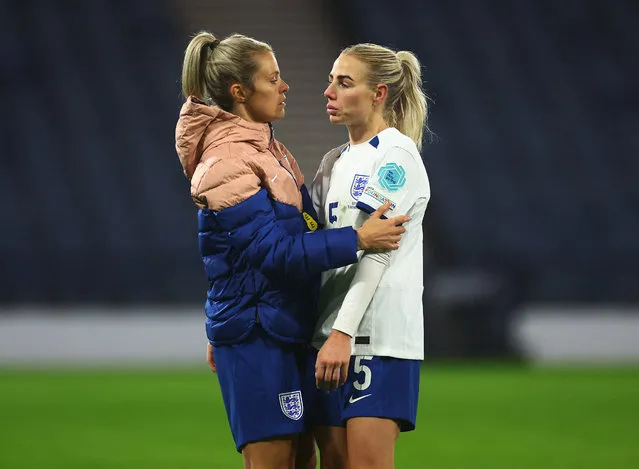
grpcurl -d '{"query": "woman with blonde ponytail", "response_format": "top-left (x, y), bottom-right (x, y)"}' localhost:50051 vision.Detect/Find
top-left (309, 43), bottom-right (431, 469)
top-left (175, 32), bottom-right (411, 469)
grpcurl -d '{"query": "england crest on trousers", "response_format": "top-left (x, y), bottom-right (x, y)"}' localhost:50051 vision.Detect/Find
top-left (350, 174), bottom-right (369, 200)
top-left (279, 390), bottom-right (304, 420)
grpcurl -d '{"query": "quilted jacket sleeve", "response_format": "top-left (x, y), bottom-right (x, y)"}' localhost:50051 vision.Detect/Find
top-left (209, 188), bottom-right (358, 280)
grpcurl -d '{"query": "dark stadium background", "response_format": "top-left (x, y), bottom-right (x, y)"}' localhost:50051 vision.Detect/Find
top-left (1, 0), bottom-right (638, 467)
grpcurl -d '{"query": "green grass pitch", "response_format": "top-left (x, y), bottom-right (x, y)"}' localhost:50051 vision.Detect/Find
top-left (1, 365), bottom-right (638, 468)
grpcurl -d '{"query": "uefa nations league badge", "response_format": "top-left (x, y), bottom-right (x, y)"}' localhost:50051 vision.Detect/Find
top-left (377, 162), bottom-right (406, 192)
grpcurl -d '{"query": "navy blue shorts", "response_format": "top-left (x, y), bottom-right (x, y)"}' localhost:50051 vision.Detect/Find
top-left (213, 325), bottom-right (307, 451)
top-left (303, 347), bottom-right (344, 428)
top-left (342, 355), bottom-right (421, 431)
top-left (304, 351), bottom-right (420, 431)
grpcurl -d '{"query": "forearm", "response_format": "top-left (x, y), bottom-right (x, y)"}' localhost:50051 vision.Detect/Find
top-left (331, 253), bottom-right (390, 336)
top-left (212, 189), bottom-right (359, 279)
top-left (258, 225), bottom-right (358, 278)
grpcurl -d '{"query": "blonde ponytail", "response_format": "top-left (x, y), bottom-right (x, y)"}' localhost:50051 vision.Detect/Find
top-left (342, 43), bottom-right (431, 151)
top-left (180, 31), bottom-right (273, 111)
top-left (395, 51), bottom-right (429, 151)
top-left (181, 32), bottom-right (218, 101)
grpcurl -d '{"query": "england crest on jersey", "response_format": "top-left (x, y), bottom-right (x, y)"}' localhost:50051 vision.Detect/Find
top-left (350, 174), bottom-right (369, 200)
top-left (278, 390), bottom-right (303, 420)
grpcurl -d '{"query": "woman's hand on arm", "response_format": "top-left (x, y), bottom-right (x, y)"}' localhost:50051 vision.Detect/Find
top-left (356, 202), bottom-right (410, 251)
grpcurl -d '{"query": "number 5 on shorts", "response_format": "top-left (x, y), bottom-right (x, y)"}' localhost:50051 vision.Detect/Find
top-left (353, 356), bottom-right (373, 391)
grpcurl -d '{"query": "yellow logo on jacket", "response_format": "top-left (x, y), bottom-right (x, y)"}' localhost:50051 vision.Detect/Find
top-left (302, 212), bottom-right (318, 231)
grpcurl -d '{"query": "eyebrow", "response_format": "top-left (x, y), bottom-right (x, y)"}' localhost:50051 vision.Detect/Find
top-left (328, 74), bottom-right (355, 82)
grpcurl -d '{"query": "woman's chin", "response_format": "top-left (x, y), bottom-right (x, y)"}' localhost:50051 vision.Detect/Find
top-left (269, 110), bottom-right (286, 122)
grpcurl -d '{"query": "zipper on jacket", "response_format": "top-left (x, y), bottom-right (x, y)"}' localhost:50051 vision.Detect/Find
top-left (268, 124), bottom-right (297, 185)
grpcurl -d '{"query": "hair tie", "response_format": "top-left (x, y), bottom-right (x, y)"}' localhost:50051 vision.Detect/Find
top-left (208, 39), bottom-right (221, 52)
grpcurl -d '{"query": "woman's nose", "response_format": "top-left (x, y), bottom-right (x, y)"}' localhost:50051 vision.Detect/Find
top-left (324, 83), bottom-right (334, 98)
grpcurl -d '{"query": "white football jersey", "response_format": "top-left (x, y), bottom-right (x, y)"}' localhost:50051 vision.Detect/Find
top-left (311, 127), bottom-right (430, 359)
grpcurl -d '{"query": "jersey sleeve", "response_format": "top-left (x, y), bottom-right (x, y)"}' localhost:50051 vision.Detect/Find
top-left (331, 252), bottom-right (390, 336)
top-left (355, 146), bottom-right (427, 218)
top-left (311, 145), bottom-right (346, 225)
top-left (310, 163), bottom-right (328, 226)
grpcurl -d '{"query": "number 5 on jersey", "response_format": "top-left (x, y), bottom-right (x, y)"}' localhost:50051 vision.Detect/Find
top-left (329, 201), bottom-right (338, 224)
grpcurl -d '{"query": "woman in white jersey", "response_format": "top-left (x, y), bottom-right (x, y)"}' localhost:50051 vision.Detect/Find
top-left (305, 43), bottom-right (430, 469)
